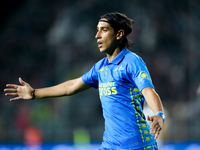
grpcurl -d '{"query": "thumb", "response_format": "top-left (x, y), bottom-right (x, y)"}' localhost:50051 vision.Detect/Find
top-left (146, 115), bottom-right (152, 121)
top-left (19, 77), bottom-right (26, 86)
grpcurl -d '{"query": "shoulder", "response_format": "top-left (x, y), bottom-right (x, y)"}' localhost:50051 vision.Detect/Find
top-left (125, 50), bottom-right (145, 64)
top-left (123, 50), bottom-right (146, 71)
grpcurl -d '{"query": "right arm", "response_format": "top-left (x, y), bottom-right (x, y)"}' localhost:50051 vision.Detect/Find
top-left (4, 77), bottom-right (91, 101)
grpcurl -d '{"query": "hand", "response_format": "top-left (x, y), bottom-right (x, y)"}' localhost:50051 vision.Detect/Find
top-left (147, 115), bottom-right (163, 140)
top-left (4, 77), bottom-right (34, 101)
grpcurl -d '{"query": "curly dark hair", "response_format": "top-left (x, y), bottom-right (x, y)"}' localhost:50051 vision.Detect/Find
top-left (100, 12), bottom-right (134, 49)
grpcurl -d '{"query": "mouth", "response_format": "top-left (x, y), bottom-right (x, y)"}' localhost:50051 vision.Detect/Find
top-left (97, 41), bottom-right (102, 48)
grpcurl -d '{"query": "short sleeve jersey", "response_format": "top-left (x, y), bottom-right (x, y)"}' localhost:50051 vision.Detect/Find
top-left (82, 48), bottom-right (156, 149)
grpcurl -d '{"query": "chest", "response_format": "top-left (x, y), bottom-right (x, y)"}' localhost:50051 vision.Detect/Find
top-left (98, 65), bottom-right (135, 98)
top-left (98, 65), bottom-right (127, 82)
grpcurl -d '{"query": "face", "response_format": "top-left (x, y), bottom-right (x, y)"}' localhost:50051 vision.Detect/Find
top-left (95, 19), bottom-right (119, 54)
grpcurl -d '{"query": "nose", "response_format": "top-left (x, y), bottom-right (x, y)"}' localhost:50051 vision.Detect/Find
top-left (95, 31), bottom-right (101, 39)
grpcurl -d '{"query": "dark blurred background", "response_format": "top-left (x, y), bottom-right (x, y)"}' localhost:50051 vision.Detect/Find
top-left (0, 0), bottom-right (200, 147)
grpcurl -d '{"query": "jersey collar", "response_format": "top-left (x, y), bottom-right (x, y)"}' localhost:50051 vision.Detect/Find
top-left (104, 47), bottom-right (129, 65)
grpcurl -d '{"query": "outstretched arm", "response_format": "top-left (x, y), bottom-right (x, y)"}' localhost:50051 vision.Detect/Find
top-left (142, 87), bottom-right (164, 140)
top-left (4, 77), bottom-right (91, 101)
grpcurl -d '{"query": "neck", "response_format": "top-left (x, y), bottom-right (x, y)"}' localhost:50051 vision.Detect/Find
top-left (106, 47), bottom-right (122, 63)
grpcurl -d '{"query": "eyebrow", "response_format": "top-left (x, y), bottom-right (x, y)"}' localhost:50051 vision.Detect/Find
top-left (97, 26), bottom-right (109, 30)
top-left (97, 26), bottom-right (107, 28)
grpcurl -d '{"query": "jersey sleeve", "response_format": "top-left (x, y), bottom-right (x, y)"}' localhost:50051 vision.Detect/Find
top-left (82, 64), bottom-right (99, 89)
top-left (127, 56), bottom-right (154, 91)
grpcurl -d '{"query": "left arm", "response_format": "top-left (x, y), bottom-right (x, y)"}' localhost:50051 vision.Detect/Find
top-left (142, 87), bottom-right (164, 139)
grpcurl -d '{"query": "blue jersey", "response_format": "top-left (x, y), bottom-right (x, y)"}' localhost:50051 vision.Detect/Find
top-left (82, 48), bottom-right (156, 149)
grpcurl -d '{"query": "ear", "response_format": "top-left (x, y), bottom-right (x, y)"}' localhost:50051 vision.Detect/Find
top-left (116, 29), bottom-right (125, 40)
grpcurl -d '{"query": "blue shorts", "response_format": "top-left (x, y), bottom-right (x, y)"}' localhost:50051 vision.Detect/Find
top-left (137, 144), bottom-right (158, 150)
top-left (99, 143), bottom-right (158, 150)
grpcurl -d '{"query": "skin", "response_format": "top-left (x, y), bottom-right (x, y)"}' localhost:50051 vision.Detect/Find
top-left (142, 87), bottom-right (164, 139)
top-left (4, 18), bottom-right (164, 140)
top-left (95, 18), bottom-right (124, 62)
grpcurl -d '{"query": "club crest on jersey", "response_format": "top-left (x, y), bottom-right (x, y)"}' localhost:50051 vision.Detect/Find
top-left (99, 67), bottom-right (108, 78)
top-left (99, 67), bottom-right (104, 72)
top-left (138, 71), bottom-right (151, 82)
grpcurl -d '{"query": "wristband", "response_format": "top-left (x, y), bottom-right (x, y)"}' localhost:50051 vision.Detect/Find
top-left (156, 111), bottom-right (165, 123)
top-left (31, 89), bottom-right (36, 99)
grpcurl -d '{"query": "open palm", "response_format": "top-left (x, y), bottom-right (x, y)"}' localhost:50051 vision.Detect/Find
top-left (4, 77), bottom-right (34, 101)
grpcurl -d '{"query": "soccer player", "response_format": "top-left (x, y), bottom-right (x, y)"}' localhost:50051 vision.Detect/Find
top-left (4, 12), bottom-right (165, 150)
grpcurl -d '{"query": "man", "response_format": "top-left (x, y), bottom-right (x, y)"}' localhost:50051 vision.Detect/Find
top-left (4, 12), bottom-right (165, 150)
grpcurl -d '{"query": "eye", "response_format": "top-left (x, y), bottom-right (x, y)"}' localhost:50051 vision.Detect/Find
top-left (103, 29), bottom-right (107, 32)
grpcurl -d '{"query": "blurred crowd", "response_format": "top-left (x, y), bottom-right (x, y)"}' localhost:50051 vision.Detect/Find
top-left (0, 0), bottom-right (200, 144)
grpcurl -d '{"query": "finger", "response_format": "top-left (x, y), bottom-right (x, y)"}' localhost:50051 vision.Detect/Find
top-left (19, 77), bottom-right (26, 86)
top-left (10, 97), bottom-right (21, 101)
top-left (154, 129), bottom-right (161, 140)
top-left (150, 122), bottom-right (159, 134)
top-left (152, 125), bottom-right (161, 137)
top-left (4, 89), bottom-right (17, 92)
top-left (5, 93), bottom-right (18, 96)
top-left (150, 128), bottom-right (153, 134)
top-left (6, 84), bottom-right (18, 89)
top-left (150, 125), bottom-right (157, 134)
top-left (146, 115), bottom-right (151, 121)
top-left (150, 121), bottom-right (157, 129)
top-left (147, 115), bottom-right (154, 123)
top-left (153, 127), bottom-right (158, 137)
